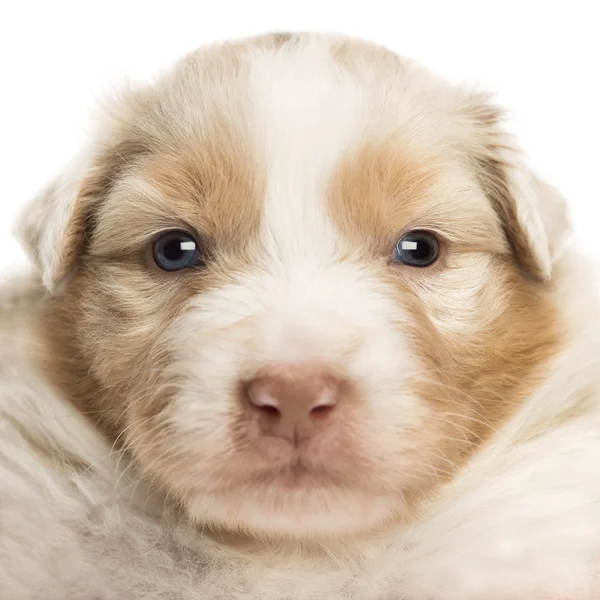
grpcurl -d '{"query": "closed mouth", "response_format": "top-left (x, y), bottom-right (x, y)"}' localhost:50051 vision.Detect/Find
top-left (250, 459), bottom-right (342, 490)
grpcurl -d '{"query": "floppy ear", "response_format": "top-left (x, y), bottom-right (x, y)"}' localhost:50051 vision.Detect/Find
top-left (14, 154), bottom-right (96, 292)
top-left (14, 86), bottom-right (152, 293)
top-left (464, 99), bottom-right (571, 281)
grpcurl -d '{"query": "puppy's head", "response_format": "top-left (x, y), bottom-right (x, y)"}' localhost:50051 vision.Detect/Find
top-left (17, 34), bottom-right (569, 539)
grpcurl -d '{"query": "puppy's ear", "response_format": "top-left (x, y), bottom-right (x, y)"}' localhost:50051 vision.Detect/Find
top-left (14, 153), bottom-right (97, 292)
top-left (464, 98), bottom-right (570, 281)
top-left (14, 87), bottom-right (151, 293)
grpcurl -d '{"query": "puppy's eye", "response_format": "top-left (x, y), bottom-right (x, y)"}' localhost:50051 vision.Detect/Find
top-left (394, 230), bottom-right (439, 267)
top-left (152, 230), bottom-right (201, 271)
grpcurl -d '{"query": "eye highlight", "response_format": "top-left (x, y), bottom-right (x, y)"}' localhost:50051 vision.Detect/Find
top-left (394, 230), bottom-right (439, 267)
top-left (152, 230), bottom-right (201, 271)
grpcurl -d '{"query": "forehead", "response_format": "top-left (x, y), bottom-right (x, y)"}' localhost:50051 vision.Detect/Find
top-left (94, 35), bottom-right (504, 259)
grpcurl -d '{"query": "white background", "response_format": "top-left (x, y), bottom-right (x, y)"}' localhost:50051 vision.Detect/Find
top-left (1, 1), bottom-right (598, 281)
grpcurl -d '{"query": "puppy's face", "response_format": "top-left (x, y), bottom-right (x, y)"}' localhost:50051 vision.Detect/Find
top-left (20, 35), bottom-right (565, 538)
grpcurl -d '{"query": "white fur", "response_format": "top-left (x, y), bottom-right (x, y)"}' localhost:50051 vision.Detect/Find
top-left (249, 38), bottom-right (364, 263)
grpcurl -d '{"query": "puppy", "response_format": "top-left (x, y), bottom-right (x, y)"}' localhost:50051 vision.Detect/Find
top-left (1, 32), bottom-right (600, 600)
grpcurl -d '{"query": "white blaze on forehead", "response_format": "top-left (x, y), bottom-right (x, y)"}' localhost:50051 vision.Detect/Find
top-left (237, 40), bottom-right (409, 367)
top-left (247, 38), bottom-right (367, 264)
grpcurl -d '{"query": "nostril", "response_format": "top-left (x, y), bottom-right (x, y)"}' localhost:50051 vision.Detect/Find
top-left (310, 403), bottom-right (335, 417)
top-left (258, 404), bottom-right (281, 418)
top-left (308, 383), bottom-right (339, 418)
top-left (244, 380), bottom-right (281, 417)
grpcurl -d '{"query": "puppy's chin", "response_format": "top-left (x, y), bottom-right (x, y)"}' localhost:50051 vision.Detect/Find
top-left (183, 486), bottom-right (399, 539)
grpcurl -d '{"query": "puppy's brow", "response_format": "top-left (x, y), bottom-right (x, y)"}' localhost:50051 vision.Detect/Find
top-left (328, 140), bottom-right (507, 256)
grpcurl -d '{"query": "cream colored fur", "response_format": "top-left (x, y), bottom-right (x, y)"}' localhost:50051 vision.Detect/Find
top-left (2, 33), bottom-right (600, 600)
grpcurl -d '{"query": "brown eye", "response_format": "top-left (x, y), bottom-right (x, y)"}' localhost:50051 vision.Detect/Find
top-left (153, 230), bottom-right (201, 271)
top-left (394, 230), bottom-right (439, 267)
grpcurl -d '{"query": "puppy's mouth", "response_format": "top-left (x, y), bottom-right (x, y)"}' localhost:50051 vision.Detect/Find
top-left (226, 428), bottom-right (362, 493)
top-left (252, 458), bottom-right (341, 490)
top-left (202, 452), bottom-right (351, 496)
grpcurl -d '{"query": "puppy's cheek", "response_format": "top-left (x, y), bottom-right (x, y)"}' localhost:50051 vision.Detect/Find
top-left (415, 253), bottom-right (508, 338)
top-left (75, 264), bottom-right (192, 389)
top-left (119, 308), bottom-right (256, 497)
top-left (393, 253), bottom-right (563, 461)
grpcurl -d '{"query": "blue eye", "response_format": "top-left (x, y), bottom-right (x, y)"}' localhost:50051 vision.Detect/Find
top-left (153, 230), bottom-right (201, 271)
top-left (394, 231), bottom-right (439, 267)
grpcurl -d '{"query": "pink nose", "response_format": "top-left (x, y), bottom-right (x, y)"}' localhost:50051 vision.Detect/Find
top-left (244, 368), bottom-right (341, 445)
